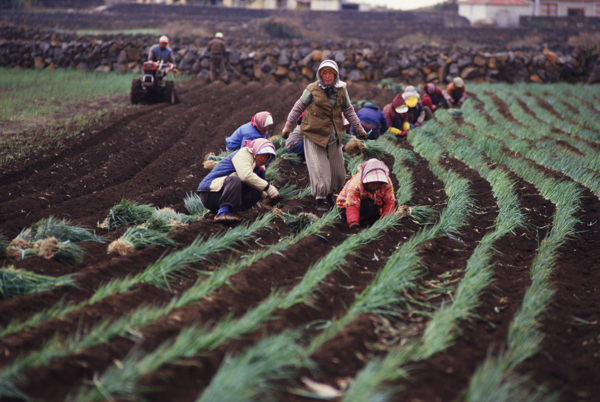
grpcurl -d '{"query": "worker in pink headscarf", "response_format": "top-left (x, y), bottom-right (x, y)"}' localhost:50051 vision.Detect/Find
top-left (225, 111), bottom-right (273, 151)
top-left (197, 138), bottom-right (280, 222)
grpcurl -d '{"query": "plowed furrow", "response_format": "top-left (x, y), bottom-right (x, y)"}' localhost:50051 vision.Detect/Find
top-left (453, 94), bottom-right (600, 399)
top-left (516, 188), bottom-right (600, 400)
top-left (0, 81), bottom-right (270, 237)
top-left (398, 137), bottom-right (554, 402)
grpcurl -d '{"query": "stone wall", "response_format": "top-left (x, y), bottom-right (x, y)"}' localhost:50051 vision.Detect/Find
top-left (2, 24), bottom-right (598, 84)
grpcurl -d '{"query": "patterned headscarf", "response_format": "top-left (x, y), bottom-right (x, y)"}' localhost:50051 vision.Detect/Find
top-left (251, 111), bottom-right (273, 135)
top-left (242, 138), bottom-right (277, 164)
top-left (360, 159), bottom-right (390, 185)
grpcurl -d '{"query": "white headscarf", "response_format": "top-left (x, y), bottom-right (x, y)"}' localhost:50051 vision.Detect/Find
top-left (317, 59), bottom-right (346, 91)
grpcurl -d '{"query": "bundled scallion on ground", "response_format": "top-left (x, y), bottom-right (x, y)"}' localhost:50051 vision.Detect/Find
top-left (151, 207), bottom-right (198, 227)
top-left (107, 225), bottom-right (177, 256)
top-left (202, 150), bottom-right (231, 171)
top-left (98, 199), bottom-right (155, 231)
top-left (18, 216), bottom-right (104, 244)
top-left (37, 237), bottom-right (86, 265)
top-left (7, 236), bottom-right (87, 265)
top-left (344, 137), bottom-right (365, 157)
top-left (343, 136), bottom-right (387, 160)
top-left (5, 238), bottom-right (38, 260)
top-left (184, 192), bottom-right (207, 217)
top-left (6, 217), bottom-right (104, 264)
top-left (0, 265), bottom-right (76, 300)
top-left (282, 212), bottom-right (319, 233)
top-left (107, 207), bottom-right (192, 256)
top-left (395, 205), bottom-right (437, 224)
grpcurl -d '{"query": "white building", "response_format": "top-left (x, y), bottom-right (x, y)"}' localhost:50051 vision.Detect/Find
top-left (459, 0), bottom-right (600, 27)
top-left (458, 0), bottom-right (533, 27)
top-left (534, 0), bottom-right (600, 17)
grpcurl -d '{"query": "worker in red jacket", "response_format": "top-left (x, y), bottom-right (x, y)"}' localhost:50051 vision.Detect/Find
top-left (422, 82), bottom-right (448, 112)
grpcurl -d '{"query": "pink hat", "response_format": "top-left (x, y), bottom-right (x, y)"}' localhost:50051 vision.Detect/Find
top-left (363, 169), bottom-right (388, 184)
top-left (243, 138), bottom-right (276, 161)
top-left (251, 111), bottom-right (273, 135)
top-left (360, 159), bottom-right (390, 184)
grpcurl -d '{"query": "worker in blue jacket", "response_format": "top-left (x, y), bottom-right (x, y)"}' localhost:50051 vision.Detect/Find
top-left (148, 35), bottom-right (175, 64)
top-left (351, 102), bottom-right (389, 140)
top-left (225, 111), bottom-right (273, 151)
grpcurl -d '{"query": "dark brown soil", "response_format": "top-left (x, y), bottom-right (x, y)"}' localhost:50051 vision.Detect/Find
top-left (0, 78), bottom-right (599, 402)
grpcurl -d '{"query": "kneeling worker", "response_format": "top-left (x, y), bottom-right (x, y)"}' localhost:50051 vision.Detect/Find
top-left (336, 159), bottom-right (396, 228)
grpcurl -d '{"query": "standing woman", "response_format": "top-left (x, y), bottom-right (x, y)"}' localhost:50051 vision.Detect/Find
top-left (282, 60), bottom-right (368, 212)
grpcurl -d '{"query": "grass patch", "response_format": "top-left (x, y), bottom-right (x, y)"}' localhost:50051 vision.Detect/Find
top-left (0, 67), bottom-right (140, 168)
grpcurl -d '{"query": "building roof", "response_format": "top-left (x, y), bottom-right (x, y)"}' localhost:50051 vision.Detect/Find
top-left (459, 0), bottom-right (531, 5)
top-left (460, 0), bottom-right (597, 3)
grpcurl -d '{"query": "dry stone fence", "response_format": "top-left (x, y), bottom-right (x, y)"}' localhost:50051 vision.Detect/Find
top-left (1, 3), bottom-right (599, 84)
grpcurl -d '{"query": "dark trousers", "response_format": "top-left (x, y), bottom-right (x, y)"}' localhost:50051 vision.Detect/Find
top-left (198, 176), bottom-right (263, 214)
top-left (210, 54), bottom-right (228, 82)
top-left (340, 199), bottom-right (380, 227)
top-left (451, 91), bottom-right (463, 104)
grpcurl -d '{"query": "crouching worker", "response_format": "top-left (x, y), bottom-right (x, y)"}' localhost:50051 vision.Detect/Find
top-left (225, 111), bottom-right (273, 152)
top-left (351, 102), bottom-right (389, 140)
top-left (285, 111), bottom-right (306, 161)
top-left (285, 124), bottom-right (305, 161)
top-left (383, 94), bottom-right (409, 139)
top-left (336, 159), bottom-right (396, 228)
top-left (197, 138), bottom-right (281, 222)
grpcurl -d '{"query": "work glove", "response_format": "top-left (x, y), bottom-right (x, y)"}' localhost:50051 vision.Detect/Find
top-left (414, 122), bottom-right (421, 128)
top-left (266, 184), bottom-right (281, 200)
top-left (281, 125), bottom-right (292, 139)
top-left (388, 127), bottom-right (403, 136)
top-left (356, 128), bottom-right (368, 140)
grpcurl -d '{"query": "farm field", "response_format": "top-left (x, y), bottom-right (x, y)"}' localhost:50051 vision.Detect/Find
top-left (0, 76), bottom-right (599, 401)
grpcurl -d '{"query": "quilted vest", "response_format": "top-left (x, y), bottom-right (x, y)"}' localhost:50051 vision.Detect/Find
top-left (301, 82), bottom-right (345, 148)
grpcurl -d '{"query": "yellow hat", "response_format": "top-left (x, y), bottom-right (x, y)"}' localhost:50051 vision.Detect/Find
top-left (405, 96), bottom-right (418, 108)
top-left (395, 105), bottom-right (408, 114)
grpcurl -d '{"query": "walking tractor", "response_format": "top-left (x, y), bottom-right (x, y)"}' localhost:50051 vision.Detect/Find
top-left (130, 60), bottom-right (179, 105)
